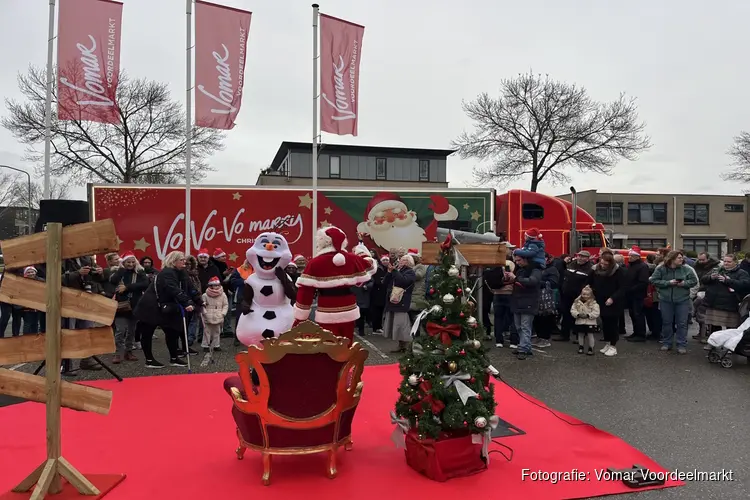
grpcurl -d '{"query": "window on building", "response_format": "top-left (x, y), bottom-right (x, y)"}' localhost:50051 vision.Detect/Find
top-left (684, 203), bottom-right (709, 225)
top-left (625, 239), bottom-right (668, 251)
top-left (627, 203), bottom-right (667, 224)
top-left (724, 204), bottom-right (744, 213)
top-left (376, 158), bottom-right (387, 179)
top-left (522, 203), bottom-right (544, 220)
top-left (329, 156), bottom-right (341, 178)
top-left (595, 202), bottom-right (623, 224)
top-left (419, 160), bottom-right (430, 181)
top-left (683, 239), bottom-right (722, 258)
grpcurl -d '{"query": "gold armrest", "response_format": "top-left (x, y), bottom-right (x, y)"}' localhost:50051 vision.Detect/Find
top-left (353, 381), bottom-right (364, 398)
top-left (230, 387), bottom-right (248, 403)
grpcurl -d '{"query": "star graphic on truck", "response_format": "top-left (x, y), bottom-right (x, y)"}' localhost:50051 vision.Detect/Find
top-left (470, 210), bottom-right (482, 221)
top-left (228, 252), bottom-right (239, 262)
top-left (298, 193), bottom-right (313, 209)
top-left (324, 206), bottom-right (333, 215)
top-left (232, 192), bottom-right (242, 200)
top-left (134, 237), bottom-right (151, 251)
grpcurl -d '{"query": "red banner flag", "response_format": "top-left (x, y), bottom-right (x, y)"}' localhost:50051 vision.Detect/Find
top-left (194, 1), bottom-right (252, 130)
top-left (57, 0), bottom-right (123, 124)
top-left (319, 14), bottom-right (365, 137)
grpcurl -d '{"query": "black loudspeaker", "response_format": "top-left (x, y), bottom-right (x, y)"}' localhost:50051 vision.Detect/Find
top-left (34, 199), bottom-right (90, 233)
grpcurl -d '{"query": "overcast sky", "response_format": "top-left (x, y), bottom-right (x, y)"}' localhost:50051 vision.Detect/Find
top-left (1, 0), bottom-right (748, 200)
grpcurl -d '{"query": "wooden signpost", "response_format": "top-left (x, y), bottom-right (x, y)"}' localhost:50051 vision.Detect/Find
top-left (421, 241), bottom-right (508, 266)
top-left (0, 220), bottom-right (124, 499)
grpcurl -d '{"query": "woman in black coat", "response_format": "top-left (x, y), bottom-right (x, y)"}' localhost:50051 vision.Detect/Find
top-left (110, 254), bottom-right (149, 363)
top-left (134, 251), bottom-right (200, 369)
top-left (383, 255), bottom-right (417, 353)
top-left (587, 251), bottom-right (626, 356)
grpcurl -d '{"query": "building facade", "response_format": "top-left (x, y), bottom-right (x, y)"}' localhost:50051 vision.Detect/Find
top-left (0, 206), bottom-right (38, 240)
top-left (558, 190), bottom-right (750, 256)
top-left (256, 141), bottom-right (452, 188)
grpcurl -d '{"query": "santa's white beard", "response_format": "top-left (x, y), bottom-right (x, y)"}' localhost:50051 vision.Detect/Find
top-left (369, 222), bottom-right (426, 252)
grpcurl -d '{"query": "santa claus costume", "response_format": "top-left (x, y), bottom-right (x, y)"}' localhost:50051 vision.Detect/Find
top-left (294, 226), bottom-right (377, 343)
top-left (356, 192), bottom-right (459, 254)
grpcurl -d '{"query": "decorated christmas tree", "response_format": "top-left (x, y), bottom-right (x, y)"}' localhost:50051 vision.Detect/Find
top-left (394, 234), bottom-right (497, 440)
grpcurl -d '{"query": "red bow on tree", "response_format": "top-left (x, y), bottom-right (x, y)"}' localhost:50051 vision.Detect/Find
top-left (410, 380), bottom-right (446, 414)
top-left (425, 321), bottom-right (461, 347)
top-left (440, 233), bottom-right (453, 251)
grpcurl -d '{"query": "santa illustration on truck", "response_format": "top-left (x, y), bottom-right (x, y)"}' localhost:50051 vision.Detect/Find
top-left (356, 192), bottom-right (458, 253)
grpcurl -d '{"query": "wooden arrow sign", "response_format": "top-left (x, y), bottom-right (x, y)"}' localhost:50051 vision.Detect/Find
top-left (0, 327), bottom-right (116, 365)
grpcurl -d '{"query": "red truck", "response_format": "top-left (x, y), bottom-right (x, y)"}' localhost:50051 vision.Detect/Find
top-left (89, 185), bottom-right (607, 264)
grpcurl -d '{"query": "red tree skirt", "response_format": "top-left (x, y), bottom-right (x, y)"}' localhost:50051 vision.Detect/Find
top-left (0, 366), bottom-right (681, 499)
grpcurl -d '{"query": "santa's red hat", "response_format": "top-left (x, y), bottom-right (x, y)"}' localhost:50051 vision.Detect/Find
top-left (629, 246), bottom-right (642, 257)
top-left (197, 248), bottom-right (209, 257)
top-left (316, 226), bottom-right (348, 266)
top-left (525, 228), bottom-right (542, 239)
top-left (213, 248), bottom-right (226, 258)
top-left (293, 254), bottom-right (306, 262)
top-left (23, 266), bottom-right (37, 276)
top-left (207, 276), bottom-right (221, 286)
top-left (120, 250), bottom-right (136, 262)
top-left (407, 248), bottom-right (420, 256)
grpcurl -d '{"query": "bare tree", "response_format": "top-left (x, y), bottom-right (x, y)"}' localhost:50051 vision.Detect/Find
top-left (452, 72), bottom-right (651, 191)
top-left (2, 65), bottom-right (224, 184)
top-left (10, 178), bottom-right (71, 210)
top-left (722, 131), bottom-right (750, 183)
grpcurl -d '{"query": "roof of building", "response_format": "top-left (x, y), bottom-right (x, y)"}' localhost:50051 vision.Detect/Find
top-left (269, 141), bottom-right (456, 171)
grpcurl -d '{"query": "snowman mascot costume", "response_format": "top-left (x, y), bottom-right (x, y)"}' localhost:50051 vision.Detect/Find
top-left (235, 232), bottom-right (297, 347)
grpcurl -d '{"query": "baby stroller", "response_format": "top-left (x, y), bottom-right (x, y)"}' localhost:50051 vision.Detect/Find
top-left (706, 295), bottom-right (750, 368)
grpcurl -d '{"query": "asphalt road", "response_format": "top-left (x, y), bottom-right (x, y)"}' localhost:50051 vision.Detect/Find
top-left (2, 321), bottom-right (748, 499)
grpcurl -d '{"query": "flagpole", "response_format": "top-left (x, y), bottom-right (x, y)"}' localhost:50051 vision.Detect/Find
top-left (43, 0), bottom-right (57, 200)
top-left (185, 0), bottom-right (193, 256)
top-left (312, 3), bottom-right (319, 253)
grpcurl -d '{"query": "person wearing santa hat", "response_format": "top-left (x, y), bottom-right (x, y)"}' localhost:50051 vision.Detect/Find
top-left (210, 247), bottom-right (234, 336)
top-left (109, 251), bottom-right (149, 363)
top-left (293, 226), bottom-right (377, 343)
top-left (21, 266), bottom-right (46, 334)
top-left (513, 228), bottom-right (546, 269)
top-left (201, 276), bottom-right (229, 362)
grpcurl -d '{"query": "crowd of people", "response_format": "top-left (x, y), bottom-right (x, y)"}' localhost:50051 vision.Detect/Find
top-left (478, 230), bottom-right (750, 361)
top-left (3, 229), bottom-right (749, 370)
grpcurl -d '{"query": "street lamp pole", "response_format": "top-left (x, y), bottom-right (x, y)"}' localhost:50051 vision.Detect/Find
top-left (0, 164), bottom-right (33, 234)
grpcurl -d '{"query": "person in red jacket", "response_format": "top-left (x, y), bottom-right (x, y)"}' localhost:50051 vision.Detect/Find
top-left (293, 225), bottom-right (377, 343)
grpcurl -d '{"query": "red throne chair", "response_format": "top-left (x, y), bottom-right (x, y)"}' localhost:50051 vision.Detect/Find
top-left (223, 321), bottom-right (369, 485)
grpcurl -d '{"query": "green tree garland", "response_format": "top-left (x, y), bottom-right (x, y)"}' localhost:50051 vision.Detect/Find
top-left (394, 237), bottom-right (497, 439)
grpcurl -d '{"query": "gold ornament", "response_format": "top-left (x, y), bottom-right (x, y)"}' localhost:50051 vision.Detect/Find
top-left (447, 361), bottom-right (458, 373)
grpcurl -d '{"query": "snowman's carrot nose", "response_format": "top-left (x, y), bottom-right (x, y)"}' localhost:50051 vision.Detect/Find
top-left (265, 243), bottom-right (275, 251)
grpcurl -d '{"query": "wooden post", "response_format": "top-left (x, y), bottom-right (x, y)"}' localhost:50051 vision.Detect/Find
top-left (44, 222), bottom-right (63, 495)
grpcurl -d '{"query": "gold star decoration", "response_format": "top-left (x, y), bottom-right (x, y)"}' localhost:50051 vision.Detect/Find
top-left (320, 220), bottom-right (330, 228)
top-left (134, 237), bottom-right (151, 251)
top-left (232, 192), bottom-right (242, 200)
top-left (470, 210), bottom-right (482, 221)
top-left (116, 235), bottom-right (124, 247)
top-left (324, 206), bottom-right (333, 215)
top-left (298, 193), bottom-right (313, 209)
top-left (463, 203), bottom-right (470, 210)
top-left (228, 252), bottom-right (239, 262)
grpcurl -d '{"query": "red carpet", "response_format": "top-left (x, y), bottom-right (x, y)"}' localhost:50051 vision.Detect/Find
top-left (0, 365), bottom-right (681, 500)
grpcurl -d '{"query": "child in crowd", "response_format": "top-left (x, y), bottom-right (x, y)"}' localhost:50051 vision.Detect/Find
top-left (513, 228), bottom-right (546, 269)
top-left (201, 276), bottom-right (228, 366)
top-left (21, 266), bottom-right (46, 334)
top-left (571, 285), bottom-right (600, 355)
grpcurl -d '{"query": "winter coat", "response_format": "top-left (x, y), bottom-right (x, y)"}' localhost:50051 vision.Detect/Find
top-left (624, 259), bottom-right (650, 300)
top-left (229, 264), bottom-right (253, 306)
top-left (384, 267), bottom-right (416, 313)
top-left (134, 267), bottom-right (198, 331)
top-left (62, 256), bottom-right (106, 294)
top-left (370, 263), bottom-right (389, 308)
top-left (410, 264), bottom-right (428, 311)
top-left (587, 263), bottom-right (627, 317)
top-left (484, 261), bottom-right (515, 295)
top-left (510, 263), bottom-right (542, 314)
top-left (110, 267), bottom-right (149, 314)
top-left (570, 297), bottom-right (600, 326)
top-left (514, 238), bottom-right (546, 268)
top-left (541, 265), bottom-right (560, 290)
top-left (197, 262), bottom-right (221, 293)
top-left (561, 261), bottom-right (594, 300)
top-left (352, 279), bottom-right (374, 309)
top-left (201, 291), bottom-right (228, 324)
top-left (649, 264), bottom-right (697, 304)
top-left (694, 258), bottom-right (720, 291)
top-left (701, 265), bottom-right (750, 312)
